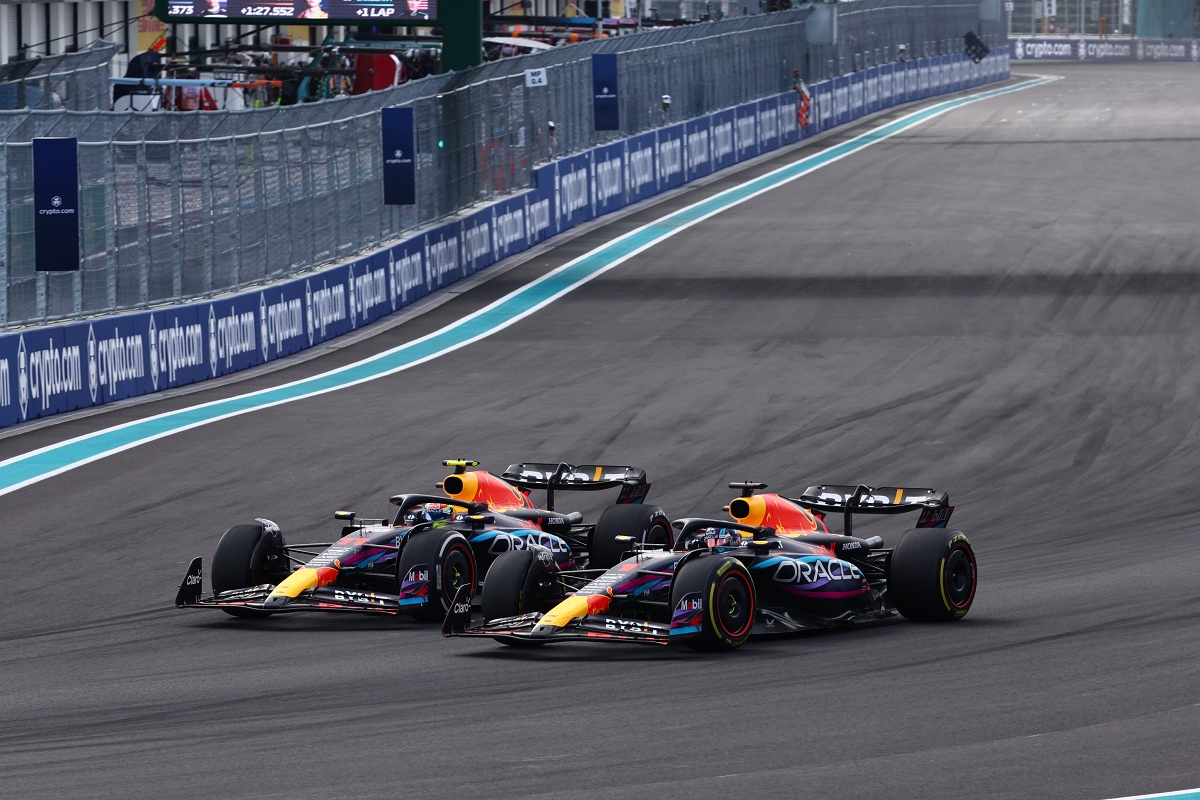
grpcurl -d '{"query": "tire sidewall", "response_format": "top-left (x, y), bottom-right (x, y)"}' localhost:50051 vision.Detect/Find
top-left (397, 528), bottom-right (477, 620)
top-left (671, 554), bottom-right (756, 650)
top-left (888, 528), bottom-right (977, 621)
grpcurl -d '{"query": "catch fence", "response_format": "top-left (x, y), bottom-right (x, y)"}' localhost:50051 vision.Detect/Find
top-left (0, 0), bottom-right (994, 328)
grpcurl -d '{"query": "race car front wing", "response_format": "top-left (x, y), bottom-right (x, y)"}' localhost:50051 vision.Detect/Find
top-left (441, 586), bottom-right (672, 645)
top-left (174, 557), bottom-right (403, 615)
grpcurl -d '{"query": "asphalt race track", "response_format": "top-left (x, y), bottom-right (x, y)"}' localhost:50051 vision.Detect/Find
top-left (2, 63), bottom-right (1199, 800)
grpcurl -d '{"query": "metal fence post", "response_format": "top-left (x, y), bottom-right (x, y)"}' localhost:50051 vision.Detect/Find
top-left (226, 139), bottom-right (241, 289)
top-left (200, 138), bottom-right (214, 294)
top-left (103, 144), bottom-right (117, 310)
top-left (0, 143), bottom-right (7, 327)
top-left (133, 143), bottom-right (151, 307)
top-left (169, 141), bottom-right (184, 298)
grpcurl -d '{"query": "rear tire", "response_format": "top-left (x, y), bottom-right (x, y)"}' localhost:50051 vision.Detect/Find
top-left (589, 504), bottom-right (672, 570)
top-left (211, 522), bottom-right (288, 618)
top-left (397, 529), bottom-right (477, 622)
top-left (888, 529), bottom-right (977, 621)
top-left (669, 554), bottom-right (756, 651)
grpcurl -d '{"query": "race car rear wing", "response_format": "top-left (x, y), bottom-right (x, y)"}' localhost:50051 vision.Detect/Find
top-left (791, 484), bottom-right (952, 537)
top-left (501, 462), bottom-right (650, 509)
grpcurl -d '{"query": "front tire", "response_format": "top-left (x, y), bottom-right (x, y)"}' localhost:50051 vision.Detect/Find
top-left (589, 504), bottom-right (672, 570)
top-left (396, 529), bottom-right (477, 622)
top-left (888, 529), bottom-right (977, 621)
top-left (481, 549), bottom-right (562, 647)
top-left (210, 522), bottom-right (289, 618)
top-left (669, 554), bottom-right (756, 651)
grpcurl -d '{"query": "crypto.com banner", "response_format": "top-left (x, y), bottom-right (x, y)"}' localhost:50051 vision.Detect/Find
top-left (1011, 37), bottom-right (1200, 62)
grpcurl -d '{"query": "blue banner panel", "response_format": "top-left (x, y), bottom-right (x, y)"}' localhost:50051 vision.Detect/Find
top-left (684, 117), bottom-right (712, 183)
top-left (488, 192), bottom-right (531, 265)
top-left (305, 266), bottom-right (354, 349)
top-left (0, 333), bottom-right (20, 428)
top-left (33, 138), bottom-right (80, 272)
top-left (592, 53), bottom-right (620, 131)
top-left (382, 107), bottom-right (416, 206)
top-left (863, 70), bottom-right (879, 116)
top-left (387, 236), bottom-right (430, 312)
top-left (207, 294), bottom-right (265, 379)
top-left (591, 141), bottom-right (626, 217)
top-left (776, 93), bottom-right (800, 146)
top-left (7, 325), bottom-right (90, 424)
top-left (86, 317), bottom-right (151, 406)
top-left (553, 153), bottom-right (593, 232)
top-left (879, 64), bottom-right (895, 110)
top-left (916, 59), bottom-right (931, 100)
top-left (755, 99), bottom-right (780, 153)
top-left (424, 223), bottom-right (463, 293)
top-left (656, 124), bottom-right (686, 192)
top-left (895, 63), bottom-right (911, 105)
top-left (709, 109), bottom-right (736, 171)
top-left (151, 305), bottom-right (208, 391)
top-left (524, 182), bottom-right (555, 248)
top-left (813, 81), bottom-right (834, 133)
top-left (459, 209), bottom-right (494, 277)
top-left (833, 76), bottom-right (852, 127)
top-left (849, 72), bottom-right (865, 119)
top-left (533, 165), bottom-right (561, 242)
top-left (257, 283), bottom-right (307, 364)
top-left (624, 131), bottom-right (658, 205)
top-left (733, 104), bottom-right (759, 162)
top-left (348, 253), bottom-right (394, 328)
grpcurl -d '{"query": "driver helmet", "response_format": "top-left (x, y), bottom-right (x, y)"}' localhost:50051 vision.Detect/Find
top-left (403, 502), bottom-right (455, 526)
top-left (681, 527), bottom-right (743, 552)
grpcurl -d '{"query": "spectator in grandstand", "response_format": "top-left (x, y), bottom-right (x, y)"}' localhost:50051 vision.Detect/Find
top-left (296, 0), bottom-right (327, 18)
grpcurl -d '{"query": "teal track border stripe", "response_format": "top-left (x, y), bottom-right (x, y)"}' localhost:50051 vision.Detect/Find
top-left (1104, 791), bottom-right (1200, 800)
top-left (0, 77), bottom-right (1051, 498)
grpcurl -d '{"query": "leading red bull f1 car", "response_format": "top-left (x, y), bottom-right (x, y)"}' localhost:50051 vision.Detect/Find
top-left (175, 460), bottom-right (670, 622)
top-left (443, 481), bottom-right (977, 650)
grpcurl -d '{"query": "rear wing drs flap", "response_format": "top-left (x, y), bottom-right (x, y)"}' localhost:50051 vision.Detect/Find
top-left (501, 462), bottom-right (650, 507)
top-left (792, 484), bottom-right (953, 536)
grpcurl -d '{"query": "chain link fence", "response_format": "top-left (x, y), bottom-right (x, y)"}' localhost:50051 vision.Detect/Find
top-left (1, 1), bottom-right (993, 329)
top-left (1009, 0), bottom-right (1199, 37)
top-left (0, 41), bottom-right (120, 112)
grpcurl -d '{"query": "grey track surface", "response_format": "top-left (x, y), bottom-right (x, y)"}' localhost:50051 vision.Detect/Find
top-left (3, 63), bottom-right (1199, 800)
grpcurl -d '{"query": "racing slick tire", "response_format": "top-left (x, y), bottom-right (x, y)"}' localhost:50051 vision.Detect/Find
top-left (481, 549), bottom-right (564, 617)
top-left (481, 550), bottom-right (537, 621)
top-left (397, 528), bottom-right (477, 622)
top-left (670, 554), bottom-right (756, 651)
top-left (589, 504), bottom-right (672, 570)
top-left (211, 522), bottom-right (289, 618)
top-left (481, 550), bottom-right (563, 647)
top-left (888, 528), bottom-right (977, 621)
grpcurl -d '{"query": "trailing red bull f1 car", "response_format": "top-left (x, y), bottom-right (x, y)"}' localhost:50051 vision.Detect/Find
top-left (175, 460), bottom-right (670, 621)
top-left (443, 482), bottom-right (977, 649)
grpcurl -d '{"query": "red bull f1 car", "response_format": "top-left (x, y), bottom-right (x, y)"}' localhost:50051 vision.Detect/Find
top-left (443, 481), bottom-right (976, 650)
top-left (175, 460), bottom-right (671, 621)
